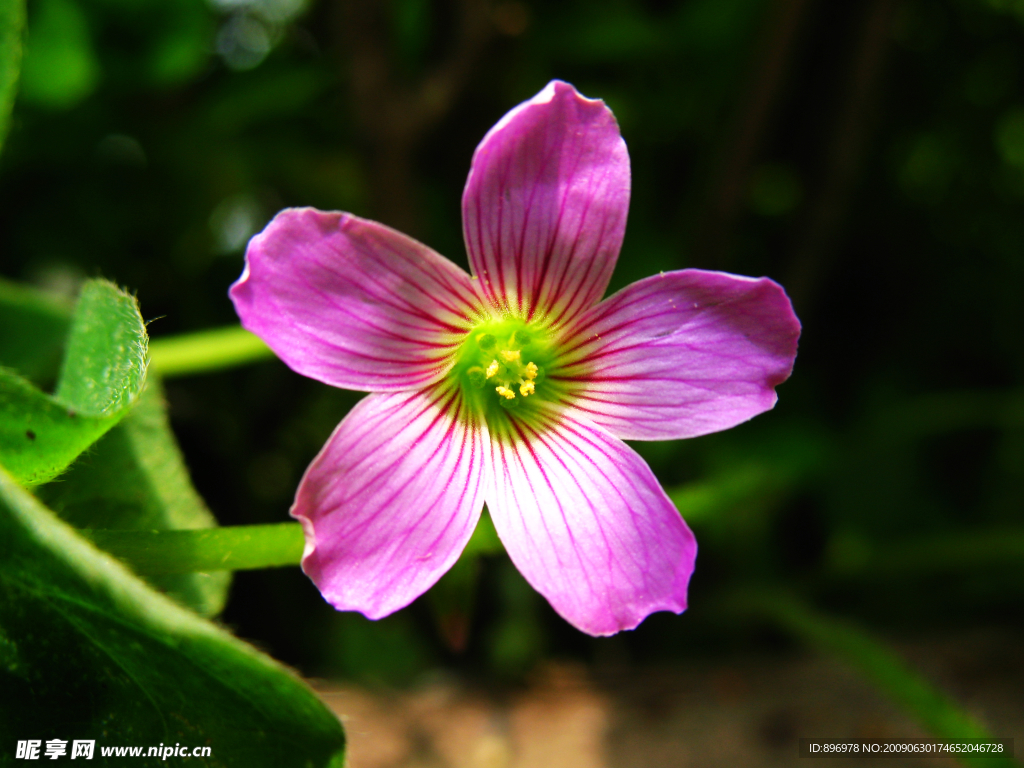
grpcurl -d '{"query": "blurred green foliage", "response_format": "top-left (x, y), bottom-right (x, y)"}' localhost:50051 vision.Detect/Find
top-left (20, 0), bottom-right (99, 109)
top-left (0, 0), bottom-right (1021, 710)
top-left (0, 0), bottom-right (24, 149)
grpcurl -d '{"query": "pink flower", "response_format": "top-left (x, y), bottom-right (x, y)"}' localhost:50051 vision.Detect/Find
top-left (230, 81), bottom-right (800, 636)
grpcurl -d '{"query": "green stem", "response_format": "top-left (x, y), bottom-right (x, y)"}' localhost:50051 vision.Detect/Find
top-left (148, 326), bottom-right (275, 377)
top-left (733, 590), bottom-right (1018, 768)
top-left (82, 523), bottom-right (304, 574)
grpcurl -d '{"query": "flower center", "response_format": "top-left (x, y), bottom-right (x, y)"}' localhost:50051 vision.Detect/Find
top-left (452, 318), bottom-right (557, 421)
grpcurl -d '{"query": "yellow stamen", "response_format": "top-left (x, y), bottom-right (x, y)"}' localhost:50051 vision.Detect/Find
top-left (524, 361), bottom-right (538, 380)
top-left (519, 380), bottom-right (535, 396)
top-left (495, 385), bottom-right (515, 400)
top-left (499, 349), bottom-right (521, 363)
top-left (485, 359), bottom-right (500, 379)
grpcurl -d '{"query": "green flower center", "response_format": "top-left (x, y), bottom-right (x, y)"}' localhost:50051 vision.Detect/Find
top-left (452, 318), bottom-right (558, 422)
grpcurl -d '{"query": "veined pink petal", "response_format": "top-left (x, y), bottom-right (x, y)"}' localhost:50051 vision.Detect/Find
top-left (293, 387), bottom-right (487, 619)
top-left (462, 81), bottom-right (630, 327)
top-left (555, 270), bottom-right (801, 441)
top-left (231, 208), bottom-right (483, 392)
top-left (484, 405), bottom-right (696, 636)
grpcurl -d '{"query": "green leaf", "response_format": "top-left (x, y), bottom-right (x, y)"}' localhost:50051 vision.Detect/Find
top-left (0, 369), bottom-right (114, 486)
top-left (0, 279), bottom-right (148, 486)
top-left (37, 379), bottom-right (231, 617)
top-left (0, 275), bottom-right (71, 383)
top-left (0, 0), bottom-right (25, 152)
top-left (0, 466), bottom-right (346, 766)
top-left (55, 279), bottom-right (148, 415)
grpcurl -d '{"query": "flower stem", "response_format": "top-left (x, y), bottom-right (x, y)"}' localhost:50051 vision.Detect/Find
top-left (148, 326), bottom-right (275, 377)
top-left (82, 523), bottom-right (304, 574)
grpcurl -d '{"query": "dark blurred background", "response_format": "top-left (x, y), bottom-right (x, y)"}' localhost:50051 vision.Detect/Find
top-left (1, 0), bottom-right (1022, 718)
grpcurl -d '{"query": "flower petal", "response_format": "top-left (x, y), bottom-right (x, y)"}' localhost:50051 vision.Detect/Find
top-left (231, 208), bottom-right (483, 392)
top-left (556, 270), bottom-right (801, 441)
top-left (462, 80), bottom-right (630, 327)
top-left (293, 387), bottom-right (487, 619)
top-left (484, 405), bottom-right (696, 636)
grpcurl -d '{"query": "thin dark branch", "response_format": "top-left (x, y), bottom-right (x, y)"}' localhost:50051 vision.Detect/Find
top-left (339, 0), bottom-right (493, 235)
top-left (697, 0), bottom-right (814, 269)
top-left (785, 0), bottom-right (895, 312)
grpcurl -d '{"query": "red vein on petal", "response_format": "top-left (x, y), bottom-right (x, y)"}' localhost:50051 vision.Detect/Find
top-left (521, 413), bottom-right (632, 582)
top-left (330, 388), bottom-right (457, 521)
top-left (508, 413), bottom-right (597, 600)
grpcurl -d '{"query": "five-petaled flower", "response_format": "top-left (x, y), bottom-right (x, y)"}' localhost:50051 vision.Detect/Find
top-left (230, 81), bottom-right (800, 636)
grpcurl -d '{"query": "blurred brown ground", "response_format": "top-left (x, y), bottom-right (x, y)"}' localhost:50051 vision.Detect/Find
top-left (314, 629), bottom-right (1023, 768)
